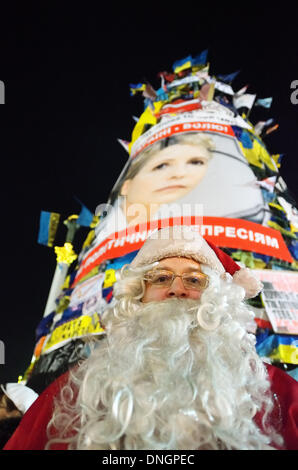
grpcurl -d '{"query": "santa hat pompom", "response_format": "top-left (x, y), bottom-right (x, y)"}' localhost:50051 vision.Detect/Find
top-left (232, 267), bottom-right (263, 300)
top-left (205, 239), bottom-right (263, 299)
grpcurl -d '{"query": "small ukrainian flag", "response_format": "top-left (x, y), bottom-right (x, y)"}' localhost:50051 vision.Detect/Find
top-left (172, 55), bottom-right (192, 74)
top-left (37, 211), bottom-right (60, 247)
top-left (129, 83), bottom-right (146, 96)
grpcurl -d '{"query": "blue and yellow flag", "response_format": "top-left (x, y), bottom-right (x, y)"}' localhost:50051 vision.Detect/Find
top-left (129, 83), bottom-right (146, 96)
top-left (172, 55), bottom-right (193, 74)
top-left (37, 211), bottom-right (61, 247)
top-left (257, 333), bottom-right (298, 365)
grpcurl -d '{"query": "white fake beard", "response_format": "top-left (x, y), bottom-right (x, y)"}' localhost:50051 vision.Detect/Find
top-left (48, 275), bottom-right (281, 450)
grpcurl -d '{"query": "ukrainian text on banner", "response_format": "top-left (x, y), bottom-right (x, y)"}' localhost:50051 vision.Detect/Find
top-left (131, 120), bottom-right (235, 159)
top-left (72, 217), bottom-right (293, 287)
top-left (41, 313), bottom-right (105, 355)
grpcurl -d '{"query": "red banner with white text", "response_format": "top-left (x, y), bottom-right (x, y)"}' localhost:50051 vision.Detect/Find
top-left (73, 216), bottom-right (293, 286)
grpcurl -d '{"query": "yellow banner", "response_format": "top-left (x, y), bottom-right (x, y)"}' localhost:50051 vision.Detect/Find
top-left (43, 313), bottom-right (105, 354)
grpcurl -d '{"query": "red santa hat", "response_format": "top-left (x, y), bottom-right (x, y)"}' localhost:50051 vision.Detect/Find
top-left (130, 225), bottom-right (263, 299)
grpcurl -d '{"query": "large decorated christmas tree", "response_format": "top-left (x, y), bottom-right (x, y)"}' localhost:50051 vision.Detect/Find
top-left (22, 51), bottom-right (298, 391)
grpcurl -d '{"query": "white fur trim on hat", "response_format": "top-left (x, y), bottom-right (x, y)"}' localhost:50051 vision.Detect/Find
top-left (130, 225), bottom-right (263, 299)
top-left (130, 226), bottom-right (226, 275)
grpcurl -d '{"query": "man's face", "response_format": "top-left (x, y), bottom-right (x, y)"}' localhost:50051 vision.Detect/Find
top-left (142, 257), bottom-right (206, 303)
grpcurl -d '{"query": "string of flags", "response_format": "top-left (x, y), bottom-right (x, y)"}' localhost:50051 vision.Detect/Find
top-left (128, 49), bottom-right (276, 153)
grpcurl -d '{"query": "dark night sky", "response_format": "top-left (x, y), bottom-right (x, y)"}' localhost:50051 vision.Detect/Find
top-left (0, 4), bottom-right (297, 383)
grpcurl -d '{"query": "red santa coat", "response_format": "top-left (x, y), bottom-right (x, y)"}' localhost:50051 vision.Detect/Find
top-left (3, 364), bottom-right (298, 450)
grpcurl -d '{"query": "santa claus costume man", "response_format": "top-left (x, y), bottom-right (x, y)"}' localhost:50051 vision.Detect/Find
top-left (4, 226), bottom-right (298, 450)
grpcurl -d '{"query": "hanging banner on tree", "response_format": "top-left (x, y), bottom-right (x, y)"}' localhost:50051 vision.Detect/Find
top-left (254, 269), bottom-right (298, 335)
top-left (69, 273), bottom-right (105, 308)
top-left (73, 217), bottom-right (292, 286)
top-left (41, 313), bottom-right (105, 355)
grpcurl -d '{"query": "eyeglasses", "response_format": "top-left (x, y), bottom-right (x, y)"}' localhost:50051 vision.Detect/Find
top-left (143, 269), bottom-right (209, 291)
